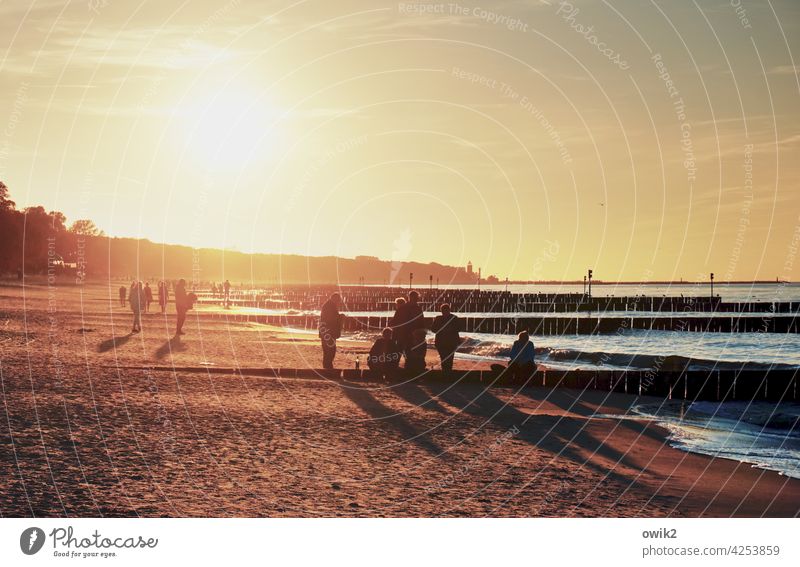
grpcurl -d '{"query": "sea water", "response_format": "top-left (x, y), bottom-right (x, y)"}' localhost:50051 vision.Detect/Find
top-left (632, 400), bottom-right (800, 479)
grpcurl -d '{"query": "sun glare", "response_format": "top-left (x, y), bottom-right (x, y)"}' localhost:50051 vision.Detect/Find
top-left (179, 87), bottom-right (282, 170)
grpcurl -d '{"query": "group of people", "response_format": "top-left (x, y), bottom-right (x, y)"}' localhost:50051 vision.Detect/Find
top-left (118, 281), bottom-right (170, 314)
top-left (209, 280), bottom-right (232, 308)
top-left (318, 290), bottom-right (537, 377)
top-left (120, 279), bottom-right (194, 336)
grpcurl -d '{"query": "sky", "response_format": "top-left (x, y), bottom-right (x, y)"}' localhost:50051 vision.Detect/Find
top-left (1, 0), bottom-right (798, 281)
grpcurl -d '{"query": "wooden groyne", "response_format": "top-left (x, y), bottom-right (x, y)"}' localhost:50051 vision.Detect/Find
top-left (200, 312), bottom-right (799, 334)
top-left (140, 365), bottom-right (799, 403)
top-left (195, 289), bottom-right (799, 314)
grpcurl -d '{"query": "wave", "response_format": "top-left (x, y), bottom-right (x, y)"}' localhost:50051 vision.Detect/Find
top-left (634, 400), bottom-right (800, 479)
top-left (455, 336), bottom-right (799, 372)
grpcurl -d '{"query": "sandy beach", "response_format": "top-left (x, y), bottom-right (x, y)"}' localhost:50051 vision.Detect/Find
top-left (0, 280), bottom-right (797, 517)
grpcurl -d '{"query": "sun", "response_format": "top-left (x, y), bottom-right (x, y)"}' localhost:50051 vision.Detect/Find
top-left (178, 86), bottom-right (282, 170)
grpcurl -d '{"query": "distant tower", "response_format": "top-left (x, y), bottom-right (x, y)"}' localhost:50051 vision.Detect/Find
top-left (466, 261), bottom-right (473, 277)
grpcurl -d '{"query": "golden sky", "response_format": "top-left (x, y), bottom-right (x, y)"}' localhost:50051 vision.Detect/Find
top-left (1, 0), bottom-right (798, 281)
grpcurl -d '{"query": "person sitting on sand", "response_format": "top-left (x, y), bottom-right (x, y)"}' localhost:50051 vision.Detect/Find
top-left (129, 281), bottom-right (143, 333)
top-left (432, 304), bottom-right (461, 373)
top-left (509, 330), bottom-right (536, 381)
top-left (367, 327), bottom-right (402, 378)
top-left (319, 293), bottom-right (343, 369)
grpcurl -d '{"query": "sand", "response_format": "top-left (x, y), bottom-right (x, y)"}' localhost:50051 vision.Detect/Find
top-left (0, 279), bottom-right (797, 517)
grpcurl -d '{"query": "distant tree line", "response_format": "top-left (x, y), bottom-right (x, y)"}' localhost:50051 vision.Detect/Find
top-left (0, 181), bottom-right (103, 275)
top-left (0, 181), bottom-right (484, 284)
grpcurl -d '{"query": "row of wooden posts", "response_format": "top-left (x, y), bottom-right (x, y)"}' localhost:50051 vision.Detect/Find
top-left (195, 291), bottom-right (799, 314)
top-left (160, 365), bottom-right (798, 403)
top-left (204, 312), bottom-right (799, 334)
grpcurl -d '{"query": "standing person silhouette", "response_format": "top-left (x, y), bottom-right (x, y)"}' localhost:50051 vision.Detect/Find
top-left (144, 282), bottom-right (153, 313)
top-left (174, 279), bottom-right (189, 336)
top-left (223, 279), bottom-right (231, 308)
top-left (432, 304), bottom-right (461, 373)
top-left (389, 297), bottom-right (408, 360)
top-left (118, 285), bottom-right (127, 307)
top-left (392, 290), bottom-right (425, 368)
top-left (158, 281), bottom-right (169, 314)
top-left (130, 281), bottom-right (143, 333)
top-left (319, 293), bottom-right (343, 369)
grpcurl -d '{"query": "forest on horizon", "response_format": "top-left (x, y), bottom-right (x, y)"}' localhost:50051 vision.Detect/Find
top-left (0, 182), bottom-right (483, 285)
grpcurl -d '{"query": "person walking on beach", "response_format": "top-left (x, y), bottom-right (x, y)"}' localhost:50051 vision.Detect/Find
top-left (367, 327), bottom-right (402, 379)
top-left (223, 279), bottom-right (231, 308)
top-left (432, 304), bottom-right (461, 373)
top-left (118, 285), bottom-right (126, 307)
top-left (158, 280), bottom-right (169, 314)
top-left (129, 281), bottom-right (143, 333)
top-left (174, 279), bottom-right (189, 336)
top-left (143, 282), bottom-right (153, 313)
top-left (319, 293), bottom-right (343, 369)
top-left (508, 330), bottom-right (536, 381)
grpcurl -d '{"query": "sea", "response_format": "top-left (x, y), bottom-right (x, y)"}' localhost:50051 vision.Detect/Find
top-left (226, 282), bottom-right (800, 477)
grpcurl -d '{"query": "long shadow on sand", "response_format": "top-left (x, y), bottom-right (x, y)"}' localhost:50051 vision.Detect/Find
top-left (154, 336), bottom-right (188, 360)
top-left (340, 382), bottom-right (443, 456)
top-left (97, 333), bottom-right (133, 353)
top-left (431, 384), bottom-right (646, 488)
top-left (393, 382), bottom-right (451, 415)
top-left (527, 387), bottom-right (666, 445)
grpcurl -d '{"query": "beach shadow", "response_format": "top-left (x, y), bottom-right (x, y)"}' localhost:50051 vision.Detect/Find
top-left (527, 386), bottom-right (665, 444)
top-left (393, 382), bottom-right (450, 415)
top-left (154, 336), bottom-right (188, 360)
top-left (97, 333), bottom-right (132, 353)
top-left (433, 384), bottom-right (643, 487)
top-left (340, 382), bottom-right (443, 457)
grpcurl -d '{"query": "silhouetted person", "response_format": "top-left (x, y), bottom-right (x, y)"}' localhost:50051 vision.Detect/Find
top-left (158, 280), bottom-right (169, 314)
top-left (175, 278), bottom-right (189, 335)
top-left (118, 285), bottom-right (127, 307)
top-left (391, 291), bottom-right (425, 367)
top-left (368, 327), bottom-right (402, 379)
top-left (223, 279), bottom-right (231, 308)
top-left (144, 282), bottom-right (153, 313)
top-left (319, 293), bottom-right (343, 369)
top-left (130, 281), bottom-right (143, 333)
top-left (432, 304), bottom-right (461, 372)
top-left (406, 327), bottom-right (428, 372)
top-left (389, 297), bottom-right (406, 326)
top-left (509, 330), bottom-right (536, 381)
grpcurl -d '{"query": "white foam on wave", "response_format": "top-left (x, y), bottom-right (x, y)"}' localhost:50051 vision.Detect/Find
top-left (634, 401), bottom-right (800, 479)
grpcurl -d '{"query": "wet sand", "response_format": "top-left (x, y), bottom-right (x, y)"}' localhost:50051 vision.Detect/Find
top-left (0, 279), bottom-right (797, 517)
